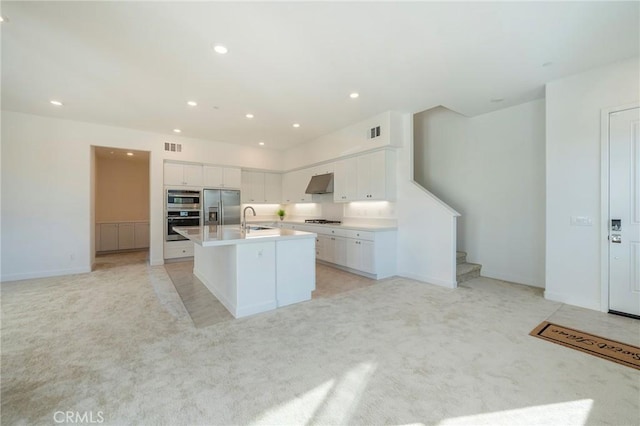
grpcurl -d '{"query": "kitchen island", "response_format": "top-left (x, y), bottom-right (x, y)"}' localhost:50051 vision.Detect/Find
top-left (172, 225), bottom-right (316, 318)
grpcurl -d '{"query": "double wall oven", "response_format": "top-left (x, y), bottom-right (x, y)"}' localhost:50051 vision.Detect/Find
top-left (166, 189), bottom-right (201, 241)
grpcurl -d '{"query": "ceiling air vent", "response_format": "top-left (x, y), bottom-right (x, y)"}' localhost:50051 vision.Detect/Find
top-left (368, 126), bottom-right (381, 139)
top-left (164, 142), bottom-right (182, 152)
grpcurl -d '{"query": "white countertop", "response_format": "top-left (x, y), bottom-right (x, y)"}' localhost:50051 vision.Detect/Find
top-left (172, 225), bottom-right (316, 247)
top-left (250, 220), bottom-right (397, 232)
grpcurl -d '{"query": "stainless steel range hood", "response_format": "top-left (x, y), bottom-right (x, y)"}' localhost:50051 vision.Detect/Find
top-left (305, 173), bottom-right (334, 194)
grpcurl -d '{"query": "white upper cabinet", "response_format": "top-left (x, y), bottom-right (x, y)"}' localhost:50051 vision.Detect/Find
top-left (334, 150), bottom-right (395, 202)
top-left (164, 162), bottom-right (203, 187)
top-left (204, 166), bottom-right (241, 189)
top-left (282, 169), bottom-right (313, 204)
top-left (333, 157), bottom-right (358, 202)
top-left (264, 173), bottom-right (282, 204)
top-left (241, 171), bottom-right (282, 204)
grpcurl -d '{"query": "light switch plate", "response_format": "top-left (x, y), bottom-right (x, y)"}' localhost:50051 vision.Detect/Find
top-left (570, 216), bottom-right (593, 226)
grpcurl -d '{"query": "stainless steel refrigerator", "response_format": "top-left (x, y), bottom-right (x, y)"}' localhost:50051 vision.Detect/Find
top-left (202, 189), bottom-right (241, 226)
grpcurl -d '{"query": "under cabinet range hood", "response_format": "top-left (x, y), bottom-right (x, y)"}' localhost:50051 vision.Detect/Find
top-left (305, 173), bottom-right (334, 194)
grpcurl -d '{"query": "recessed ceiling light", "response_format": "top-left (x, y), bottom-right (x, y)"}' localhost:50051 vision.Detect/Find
top-left (349, 92), bottom-right (359, 99)
top-left (292, 123), bottom-right (300, 128)
top-left (187, 101), bottom-right (197, 107)
top-left (246, 113), bottom-right (254, 119)
top-left (173, 128), bottom-right (182, 133)
top-left (213, 45), bottom-right (228, 55)
top-left (490, 98), bottom-right (504, 103)
top-left (259, 142), bottom-right (265, 146)
top-left (126, 152), bottom-right (134, 156)
top-left (50, 100), bottom-right (63, 106)
top-left (0, 16), bottom-right (5, 23)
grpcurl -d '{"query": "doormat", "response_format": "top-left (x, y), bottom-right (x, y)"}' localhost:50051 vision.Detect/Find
top-left (530, 321), bottom-right (640, 370)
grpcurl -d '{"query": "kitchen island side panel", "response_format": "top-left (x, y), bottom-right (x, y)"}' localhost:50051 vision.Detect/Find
top-left (193, 243), bottom-right (238, 315)
top-left (276, 238), bottom-right (316, 307)
top-left (235, 242), bottom-right (277, 317)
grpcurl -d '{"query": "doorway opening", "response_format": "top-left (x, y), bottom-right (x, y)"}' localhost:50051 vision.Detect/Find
top-left (91, 146), bottom-right (151, 269)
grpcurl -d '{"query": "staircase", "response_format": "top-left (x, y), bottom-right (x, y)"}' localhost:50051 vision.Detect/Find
top-left (456, 251), bottom-right (482, 283)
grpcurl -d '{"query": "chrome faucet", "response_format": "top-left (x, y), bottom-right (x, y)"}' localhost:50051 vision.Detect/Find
top-left (242, 206), bottom-right (256, 230)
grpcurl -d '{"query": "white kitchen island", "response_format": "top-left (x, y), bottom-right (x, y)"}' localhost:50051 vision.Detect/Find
top-left (172, 225), bottom-right (316, 318)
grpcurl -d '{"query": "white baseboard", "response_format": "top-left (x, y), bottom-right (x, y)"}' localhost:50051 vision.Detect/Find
top-left (397, 271), bottom-right (457, 289)
top-left (544, 290), bottom-right (600, 311)
top-left (1, 266), bottom-right (91, 283)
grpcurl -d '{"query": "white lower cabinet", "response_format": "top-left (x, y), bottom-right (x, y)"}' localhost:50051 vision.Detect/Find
top-left (286, 223), bottom-right (396, 279)
top-left (346, 239), bottom-right (375, 274)
top-left (164, 241), bottom-right (194, 259)
top-left (97, 222), bottom-right (149, 252)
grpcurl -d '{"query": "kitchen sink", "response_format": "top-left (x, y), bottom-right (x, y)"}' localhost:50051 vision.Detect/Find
top-left (248, 226), bottom-right (273, 231)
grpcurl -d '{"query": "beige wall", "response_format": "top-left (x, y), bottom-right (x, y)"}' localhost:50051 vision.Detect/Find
top-left (96, 155), bottom-right (149, 222)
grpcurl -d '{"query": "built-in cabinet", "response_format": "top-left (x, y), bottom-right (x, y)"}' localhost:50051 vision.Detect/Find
top-left (282, 169), bottom-right (313, 203)
top-left (164, 162), bottom-right (241, 188)
top-left (242, 171), bottom-right (282, 204)
top-left (96, 222), bottom-right (149, 252)
top-left (204, 166), bottom-right (241, 188)
top-left (334, 150), bottom-right (394, 202)
top-left (279, 222), bottom-right (396, 279)
top-left (164, 163), bottom-right (203, 186)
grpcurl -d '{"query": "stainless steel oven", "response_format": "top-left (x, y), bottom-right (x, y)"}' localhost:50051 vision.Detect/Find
top-left (166, 210), bottom-right (200, 241)
top-left (167, 189), bottom-right (201, 211)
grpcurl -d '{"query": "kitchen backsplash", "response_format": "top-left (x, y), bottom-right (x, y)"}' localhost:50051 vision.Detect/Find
top-left (242, 199), bottom-right (397, 225)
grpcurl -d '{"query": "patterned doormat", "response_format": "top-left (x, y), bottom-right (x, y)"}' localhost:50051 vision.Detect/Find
top-left (530, 321), bottom-right (640, 370)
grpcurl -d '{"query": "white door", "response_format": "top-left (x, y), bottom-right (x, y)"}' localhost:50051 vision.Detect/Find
top-left (609, 107), bottom-right (640, 317)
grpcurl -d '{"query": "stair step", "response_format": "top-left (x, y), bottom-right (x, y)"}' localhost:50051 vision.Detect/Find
top-left (456, 262), bottom-right (481, 283)
top-left (456, 251), bottom-right (467, 265)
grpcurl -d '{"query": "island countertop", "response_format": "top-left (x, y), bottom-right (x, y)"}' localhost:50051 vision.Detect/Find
top-left (172, 225), bottom-right (316, 247)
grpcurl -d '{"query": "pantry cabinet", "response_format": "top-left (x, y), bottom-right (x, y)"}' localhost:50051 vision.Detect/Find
top-left (164, 163), bottom-right (203, 187)
top-left (204, 166), bottom-right (241, 189)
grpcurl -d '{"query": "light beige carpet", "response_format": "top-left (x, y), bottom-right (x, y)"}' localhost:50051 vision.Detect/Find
top-left (2, 253), bottom-right (639, 425)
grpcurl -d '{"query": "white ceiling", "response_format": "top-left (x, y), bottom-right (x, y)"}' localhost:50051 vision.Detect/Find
top-left (2, 2), bottom-right (638, 150)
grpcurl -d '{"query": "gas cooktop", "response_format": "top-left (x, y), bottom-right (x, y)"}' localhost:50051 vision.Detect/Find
top-left (304, 219), bottom-right (342, 224)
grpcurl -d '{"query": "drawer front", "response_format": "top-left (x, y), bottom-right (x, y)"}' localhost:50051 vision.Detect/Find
top-left (164, 244), bottom-right (194, 259)
top-left (317, 227), bottom-right (348, 237)
top-left (344, 230), bottom-right (374, 241)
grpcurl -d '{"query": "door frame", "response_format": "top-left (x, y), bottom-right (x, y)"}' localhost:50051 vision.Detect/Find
top-left (599, 102), bottom-right (640, 312)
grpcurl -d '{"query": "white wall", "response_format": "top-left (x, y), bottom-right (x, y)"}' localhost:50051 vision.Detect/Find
top-left (545, 57), bottom-right (640, 310)
top-left (413, 99), bottom-right (546, 287)
top-left (0, 111), bottom-right (282, 281)
top-left (397, 112), bottom-right (460, 287)
top-left (283, 111), bottom-right (403, 170)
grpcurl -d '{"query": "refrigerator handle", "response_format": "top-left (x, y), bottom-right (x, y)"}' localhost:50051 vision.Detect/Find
top-left (219, 201), bottom-right (223, 226)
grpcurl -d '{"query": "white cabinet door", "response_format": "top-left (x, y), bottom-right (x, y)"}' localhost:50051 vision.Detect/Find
top-left (203, 166), bottom-right (224, 187)
top-left (316, 235), bottom-right (331, 262)
top-left (165, 163), bottom-right (203, 186)
top-left (118, 223), bottom-right (135, 250)
top-left (183, 164), bottom-right (203, 186)
top-left (356, 150), bottom-right (389, 200)
top-left (164, 163), bottom-right (185, 186)
top-left (99, 224), bottom-right (118, 251)
top-left (205, 166), bottom-right (241, 188)
top-left (282, 172), bottom-right (295, 204)
top-left (360, 240), bottom-right (375, 274)
top-left (264, 173), bottom-right (282, 203)
top-left (223, 168), bottom-right (242, 189)
top-left (332, 236), bottom-right (347, 266)
top-left (134, 222), bottom-right (150, 249)
top-left (242, 171), bottom-right (265, 203)
top-left (282, 169), bottom-right (311, 204)
top-left (334, 157), bottom-right (358, 202)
